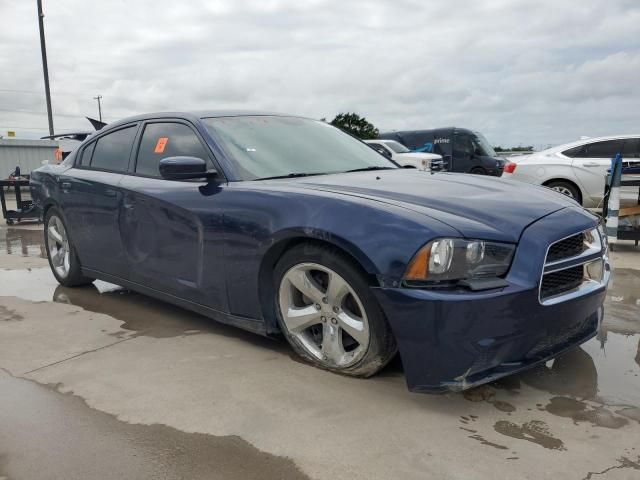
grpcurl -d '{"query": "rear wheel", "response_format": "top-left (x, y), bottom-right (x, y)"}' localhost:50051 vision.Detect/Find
top-left (545, 181), bottom-right (582, 204)
top-left (44, 207), bottom-right (94, 287)
top-left (274, 243), bottom-right (396, 377)
top-left (470, 167), bottom-right (487, 175)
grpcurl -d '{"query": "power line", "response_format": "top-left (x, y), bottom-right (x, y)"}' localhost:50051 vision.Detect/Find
top-left (0, 108), bottom-right (93, 118)
top-left (0, 125), bottom-right (55, 130)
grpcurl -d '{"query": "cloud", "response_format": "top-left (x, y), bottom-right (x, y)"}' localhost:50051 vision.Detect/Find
top-left (0, 0), bottom-right (638, 147)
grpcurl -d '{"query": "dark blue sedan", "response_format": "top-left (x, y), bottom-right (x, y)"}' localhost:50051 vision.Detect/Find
top-left (30, 111), bottom-right (610, 392)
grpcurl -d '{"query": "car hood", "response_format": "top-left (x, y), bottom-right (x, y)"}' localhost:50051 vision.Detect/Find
top-left (288, 170), bottom-right (577, 242)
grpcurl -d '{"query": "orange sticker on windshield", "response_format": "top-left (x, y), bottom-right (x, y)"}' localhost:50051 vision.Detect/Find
top-left (154, 137), bottom-right (168, 153)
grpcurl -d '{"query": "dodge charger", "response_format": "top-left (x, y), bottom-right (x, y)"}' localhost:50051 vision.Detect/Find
top-left (30, 111), bottom-right (610, 392)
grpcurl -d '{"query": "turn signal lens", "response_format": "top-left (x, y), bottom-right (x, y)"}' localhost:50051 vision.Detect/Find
top-left (503, 161), bottom-right (517, 174)
top-left (404, 245), bottom-right (431, 280)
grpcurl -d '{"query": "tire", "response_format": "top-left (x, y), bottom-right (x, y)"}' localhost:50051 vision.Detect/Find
top-left (274, 243), bottom-right (397, 377)
top-left (545, 181), bottom-right (582, 204)
top-left (44, 207), bottom-right (94, 287)
top-left (470, 167), bottom-right (487, 175)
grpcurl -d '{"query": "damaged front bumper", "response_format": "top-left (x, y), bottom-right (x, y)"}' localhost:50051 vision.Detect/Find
top-left (373, 207), bottom-right (609, 393)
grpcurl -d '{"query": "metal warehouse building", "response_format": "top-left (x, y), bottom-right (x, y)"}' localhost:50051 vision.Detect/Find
top-left (0, 139), bottom-right (58, 177)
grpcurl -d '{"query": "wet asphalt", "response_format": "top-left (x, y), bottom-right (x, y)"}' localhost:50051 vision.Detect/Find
top-left (1, 224), bottom-right (639, 479)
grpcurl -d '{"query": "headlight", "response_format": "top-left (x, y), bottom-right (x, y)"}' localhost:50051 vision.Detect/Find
top-left (404, 238), bottom-right (515, 284)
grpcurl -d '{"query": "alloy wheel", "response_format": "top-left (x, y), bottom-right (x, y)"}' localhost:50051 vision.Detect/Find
top-left (47, 215), bottom-right (71, 279)
top-left (278, 263), bottom-right (370, 368)
top-left (551, 185), bottom-right (575, 199)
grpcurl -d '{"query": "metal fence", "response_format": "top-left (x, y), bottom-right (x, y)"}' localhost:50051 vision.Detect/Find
top-left (0, 139), bottom-right (59, 177)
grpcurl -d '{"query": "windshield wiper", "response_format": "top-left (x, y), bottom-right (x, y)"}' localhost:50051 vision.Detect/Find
top-left (343, 166), bottom-right (396, 173)
top-left (254, 172), bottom-right (328, 181)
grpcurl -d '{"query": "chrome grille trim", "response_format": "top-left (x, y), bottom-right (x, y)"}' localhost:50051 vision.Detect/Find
top-left (539, 227), bottom-right (609, 306)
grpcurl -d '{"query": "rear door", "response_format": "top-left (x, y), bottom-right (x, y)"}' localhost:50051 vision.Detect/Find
top-left (119, 120), bottom-right (227, 310)
top-left (60, 124), bottom-right (138, 278)
top-left (570, 139), bottom-right (623, 205)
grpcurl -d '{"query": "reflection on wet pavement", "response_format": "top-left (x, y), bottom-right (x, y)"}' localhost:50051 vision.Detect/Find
top-left (0, 225), bottom-right (45, 258)
top-left (487, 267), bottom-right (640, 433)
top-left (0, 267), bottom-right (284, 352)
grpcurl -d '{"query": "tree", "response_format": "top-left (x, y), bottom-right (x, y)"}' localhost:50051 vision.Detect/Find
top-left (329, 112), bottom-right (379, 140)
top-left (494, 145), bottom-right (534, 152)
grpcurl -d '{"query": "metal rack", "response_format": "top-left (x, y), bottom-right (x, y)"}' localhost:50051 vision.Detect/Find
top-left (0, 178), bottom-right (40, 225)
top-left (603, 166), bottom-right (640, 247)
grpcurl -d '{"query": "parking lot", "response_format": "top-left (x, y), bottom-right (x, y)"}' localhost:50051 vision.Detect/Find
top-left (0, 219), bottom-right (639, 480)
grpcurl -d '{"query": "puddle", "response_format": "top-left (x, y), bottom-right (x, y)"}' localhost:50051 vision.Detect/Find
top-left (493, 420), bottom-right (566, 451)
top-left (0, 225), bottom-right (45, 258)
top-left (544, 396), bottom-right (628, 429)
top-left (491, 268), bottom-right (640, 411)
top-left (0, 369), bottom-right (308, 480)
top-left (0, 268), bottom-right (284, 351)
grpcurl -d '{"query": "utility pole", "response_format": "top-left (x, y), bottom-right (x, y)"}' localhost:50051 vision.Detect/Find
top-left (37, 0), bottom-right (54, 136)
top-left (93, 95), bottom-right (103, 122)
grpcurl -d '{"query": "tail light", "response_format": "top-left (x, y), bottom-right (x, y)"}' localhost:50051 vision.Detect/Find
top-left (503, 161), bottom-right (517, 174)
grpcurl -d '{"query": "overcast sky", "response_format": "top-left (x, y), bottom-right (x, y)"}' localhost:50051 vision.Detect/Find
top-left (1, 0), bottom-right (638, 147)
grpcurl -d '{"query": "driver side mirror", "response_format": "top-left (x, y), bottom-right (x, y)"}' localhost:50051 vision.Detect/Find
top-left (159, 156), bottom-right (218, 180)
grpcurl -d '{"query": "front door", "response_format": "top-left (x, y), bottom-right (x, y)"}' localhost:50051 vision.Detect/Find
top-left (118, 120), bottom-right (227, 311)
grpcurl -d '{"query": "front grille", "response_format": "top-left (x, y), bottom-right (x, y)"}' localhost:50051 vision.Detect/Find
top-left (546, 233), bottom-right (585, 262)
top-left (539, 227), bottom-right (605, 304)
top-left (540, 265), bottom-right (584, 299)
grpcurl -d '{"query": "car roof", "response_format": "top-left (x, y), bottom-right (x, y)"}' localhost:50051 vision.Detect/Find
top-left (101, 110), bottom-right (303, 132)
top-left (542, 134), bottom-right (640, 153)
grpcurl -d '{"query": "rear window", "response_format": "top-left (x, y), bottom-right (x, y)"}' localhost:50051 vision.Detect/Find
top-left (562, 145), bottom-right (584, 158)
top-left (90, 125), bottom-right (137, 172)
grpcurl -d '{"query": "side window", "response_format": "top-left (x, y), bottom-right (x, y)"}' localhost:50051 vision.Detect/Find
top-left (581, 140), bottom-right (623, 158)
top-left (453, 134), bottom-right (475, 157)
top-left (135, 122), bottom-right (210, 177)
top-left (622, 138), bottom-right (640, 158)
top-left (562, 145), bottom-right (584, 158)
top-left (400, 133), bottom-right (430, 151)
top-left (90, 126), bottom-right (137, 172)
top-left (78, 142), bottom-right (96, 166)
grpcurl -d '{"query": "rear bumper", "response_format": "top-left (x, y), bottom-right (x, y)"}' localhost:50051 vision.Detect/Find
top-left (373, 206), bottom-right (608, 393)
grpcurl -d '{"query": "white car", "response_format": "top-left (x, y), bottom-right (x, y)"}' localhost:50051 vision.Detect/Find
top-left (502, 135), bottom-right (640, 207)
top-left (365, 139), bottom-right (442, 171)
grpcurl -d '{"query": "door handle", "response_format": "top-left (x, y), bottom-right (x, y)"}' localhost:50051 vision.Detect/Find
top-left (60, 181), bottom-right (72, 191)
top-left (583, 162), bottom-right (600, 167)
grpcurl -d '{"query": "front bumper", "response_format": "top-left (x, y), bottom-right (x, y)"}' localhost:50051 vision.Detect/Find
top-left (374, 207), bottom-right (608, 393)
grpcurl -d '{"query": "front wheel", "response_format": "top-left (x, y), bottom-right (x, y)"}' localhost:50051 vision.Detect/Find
top-left (274, 243), bottom-right (397, 377)
top-left (44, 207), bottom-right (94, 287)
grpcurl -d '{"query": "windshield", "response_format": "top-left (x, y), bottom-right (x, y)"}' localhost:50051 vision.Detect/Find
top-left (384, 140), bottom-right (410, 154)
top-left (203, 116), bottom-right (397, 180)
top-left (473, 132), bottom-right (497, 157)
